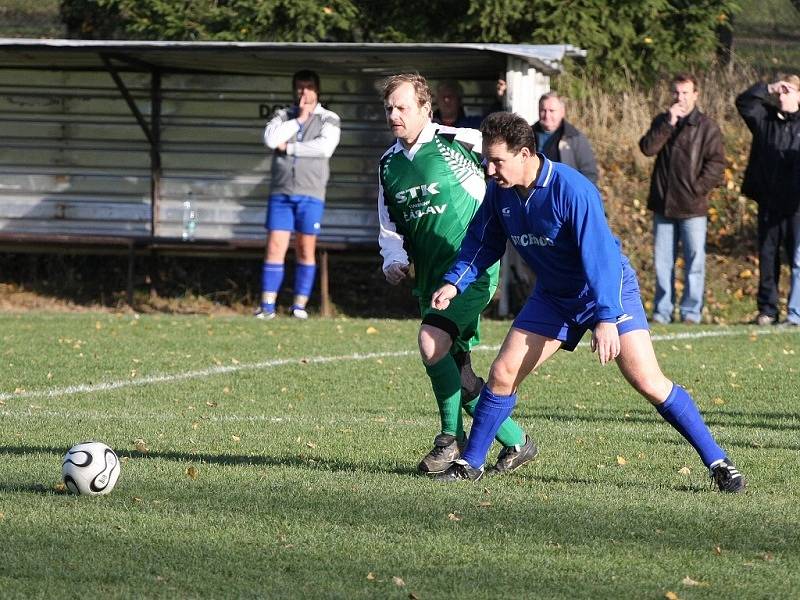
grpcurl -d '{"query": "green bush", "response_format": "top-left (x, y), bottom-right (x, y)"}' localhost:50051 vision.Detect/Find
top-left (60, 0), bottom-right (739, 87)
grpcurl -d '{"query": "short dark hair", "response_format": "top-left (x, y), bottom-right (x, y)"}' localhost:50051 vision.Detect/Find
top-left (671, 72), bottom-right (698, 92)
top-left (293, 69), bottom-right (321, 93)
top-left (381, 73), bottom-right (432, 109)
top-left (480, 111), bottom-right (537, 154)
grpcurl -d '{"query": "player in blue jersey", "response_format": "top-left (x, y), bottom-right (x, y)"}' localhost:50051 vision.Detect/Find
top-left (430, 111), bottom-right (746, 493)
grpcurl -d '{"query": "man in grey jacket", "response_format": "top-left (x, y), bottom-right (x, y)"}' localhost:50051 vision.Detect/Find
top-left (532, 91), bottom-right (598, 184)
top-left (259, 70), bottom-right (341, 319)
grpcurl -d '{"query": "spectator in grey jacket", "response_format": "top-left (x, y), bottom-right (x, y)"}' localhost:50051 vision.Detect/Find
top-left (258, 70), bottom-right (341, 320)
top-left (532, 91), bottom-right (598, 184)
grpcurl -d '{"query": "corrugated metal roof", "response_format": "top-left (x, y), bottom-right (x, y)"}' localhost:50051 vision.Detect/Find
top-left (0, 39), bottom-right (584, 77)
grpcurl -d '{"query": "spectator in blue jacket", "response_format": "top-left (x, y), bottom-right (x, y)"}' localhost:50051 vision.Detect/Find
top-left (432, 80), bottom-right (484, 129)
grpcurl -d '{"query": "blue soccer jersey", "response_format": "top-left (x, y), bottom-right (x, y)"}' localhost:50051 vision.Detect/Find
top-left (444, 156), bottom-right (630, 323)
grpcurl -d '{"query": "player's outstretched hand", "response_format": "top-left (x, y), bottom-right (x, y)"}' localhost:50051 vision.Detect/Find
top-left (384, 262), bottom-right (409, 285)
top-left (590, 321), bottom-right (620, 366)
top-left (431, 283), bottom-right (457, 310)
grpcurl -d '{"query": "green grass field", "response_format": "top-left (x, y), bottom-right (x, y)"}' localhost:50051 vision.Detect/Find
top-left (1, 313), bottom-right (798, 599)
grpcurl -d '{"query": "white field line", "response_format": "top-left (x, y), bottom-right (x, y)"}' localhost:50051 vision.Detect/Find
top-left (1, 326), bottom-right (796, 404)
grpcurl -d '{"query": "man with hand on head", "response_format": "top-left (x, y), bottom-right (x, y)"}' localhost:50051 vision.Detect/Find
top-left (378, 74), bottom-right (537, 477)
top-left (736, 75), bottom-right (800, 326)
top-left (259, 69), bottom-right (341, 320)
top-left (431, 111), bottom-right (745, 493)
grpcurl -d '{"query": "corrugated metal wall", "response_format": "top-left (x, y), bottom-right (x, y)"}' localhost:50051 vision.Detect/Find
top-left (0, 67), bottom-right (502, 245)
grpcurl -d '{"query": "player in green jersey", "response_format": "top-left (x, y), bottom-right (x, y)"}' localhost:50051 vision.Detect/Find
top-left (377, 73), bottom-right (538, 476)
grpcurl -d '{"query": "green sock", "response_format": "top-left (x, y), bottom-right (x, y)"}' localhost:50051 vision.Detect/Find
top-left (463, 397), bottom-right (526, 447)
top-left (424, 354), bottom-right (463, 437)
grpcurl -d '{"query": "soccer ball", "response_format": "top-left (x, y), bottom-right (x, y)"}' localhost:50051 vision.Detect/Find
top-left (61, 441), bottom-right (121, 496)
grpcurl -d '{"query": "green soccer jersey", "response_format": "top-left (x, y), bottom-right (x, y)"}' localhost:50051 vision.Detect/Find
top-left (378, 122), bottom-right (499, 298)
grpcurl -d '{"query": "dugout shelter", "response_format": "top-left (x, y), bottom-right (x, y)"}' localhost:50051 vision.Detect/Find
top-left (0, 39), bottom-right (584, 314)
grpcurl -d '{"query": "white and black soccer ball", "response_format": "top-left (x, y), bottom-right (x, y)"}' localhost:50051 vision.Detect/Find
top-left (61, 441), bottom-right (121, 496)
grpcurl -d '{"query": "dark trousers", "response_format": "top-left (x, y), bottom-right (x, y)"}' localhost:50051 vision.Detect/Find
top-left (756, 205), bottom-right (797, 316)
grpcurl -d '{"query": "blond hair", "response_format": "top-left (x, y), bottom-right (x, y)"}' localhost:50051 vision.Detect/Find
top-left (381, 73), bottom-right (432, 109)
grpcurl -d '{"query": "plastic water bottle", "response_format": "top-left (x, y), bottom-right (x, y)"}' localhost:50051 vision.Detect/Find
top-left (181, 198), bottom-right (197, 241)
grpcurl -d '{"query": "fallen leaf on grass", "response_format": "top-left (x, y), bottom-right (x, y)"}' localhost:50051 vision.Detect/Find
top-left (366, 326), bottom-right (378, 335)
top-left (186, 466), bottom-right (199, 480)
top-left (616, 455), bottom-right (627, 465)
top-left (366, 572), bottom-right (377, 581)
top-left (133, 439), bottom-right (148, 453)
top-left (206, 401), bottom-right (217, 407)
top-left (678, 466), bottom-right (691, 476)
top-left (713, 545), bottom-right (722, 555)
top-left (306, 441), bottom-right (316, 449)
top-left (665, 592), bottom-right (679, 600)
top-left (409, 593), bottom-right (420, 600)
top-left (478, 501), bottom-right (492, 507)
top-left (52, 482), bottom-right (66, 493)
top-left (681, 576), bottom-right (707, 587)
top-left (231, 435), bottom-right (241, 442)
top-left (447, 513), bottom-right (461, 521)
top-left (0, 512), bottom-right (4, 520)
top-left (392, 576), bottom-right (405, 587)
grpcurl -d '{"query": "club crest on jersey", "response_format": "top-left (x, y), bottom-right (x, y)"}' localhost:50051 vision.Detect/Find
top-left (403, 203), bottom-right (447, 221)
top-left (511, 233), bottom-right (554, 247)
top-left (395, 182), bottom-right (440, 203)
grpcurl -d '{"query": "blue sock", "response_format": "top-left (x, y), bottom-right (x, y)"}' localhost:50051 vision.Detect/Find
top-left (293, 262), bottom-right (316, 308)
top-left (656, 384), bottom-right (726, 467)
top-left (260, 262), bottom-right (284, 312)
top-left (462, 386), bottom-right (517, 469)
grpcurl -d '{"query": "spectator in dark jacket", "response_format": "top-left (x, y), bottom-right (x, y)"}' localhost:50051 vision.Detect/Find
top-left (532, 92), bottom-right (598, 184)
top-left (640, 73), bottom-right (725, 324)
top-left (736, 75), bottom-right (800, 326)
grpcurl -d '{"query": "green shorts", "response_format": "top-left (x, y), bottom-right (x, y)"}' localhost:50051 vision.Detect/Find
top-left (419, 267), bottom-right (498, 354)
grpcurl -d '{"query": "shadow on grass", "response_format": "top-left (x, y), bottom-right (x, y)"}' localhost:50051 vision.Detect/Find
top-left (514, 403), bottom-right (800, 433)
top-left (0, 444), bottom-right (419, 477)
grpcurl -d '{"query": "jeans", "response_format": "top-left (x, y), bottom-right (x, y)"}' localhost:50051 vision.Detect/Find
top-left (758, 206), bottom-right (800, 323)
top-left (652, 213), bottom-right (707, 323)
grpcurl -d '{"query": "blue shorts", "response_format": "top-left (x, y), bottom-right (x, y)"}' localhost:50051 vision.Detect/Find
top-left (513, 262), bottom-right (649, 351)
top-left (266, 194), bottom-right (324, 235)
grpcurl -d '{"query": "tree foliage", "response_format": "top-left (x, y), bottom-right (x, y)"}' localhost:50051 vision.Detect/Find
top-left (60, 0), bottom-right (739, 86)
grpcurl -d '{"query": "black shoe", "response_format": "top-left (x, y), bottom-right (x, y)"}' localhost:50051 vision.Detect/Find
top-left (418, 433), bottom-right (461, 474)
top-left (487, 435), bottom-right (539, 476)
top-left (434, 459), bottom-right (484, 482)
top-left (710, 458), bottom-right (746, 493)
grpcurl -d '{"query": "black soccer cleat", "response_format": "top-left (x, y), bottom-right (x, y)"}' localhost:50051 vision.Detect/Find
top-left (487, 435), bottom-right (539, 476)
top-left (710, 457), bottom-right (746, 493)
top-left (434, 459), bottom-right (484, 483)
top-left (418, 433), bottom-right (461, 475)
